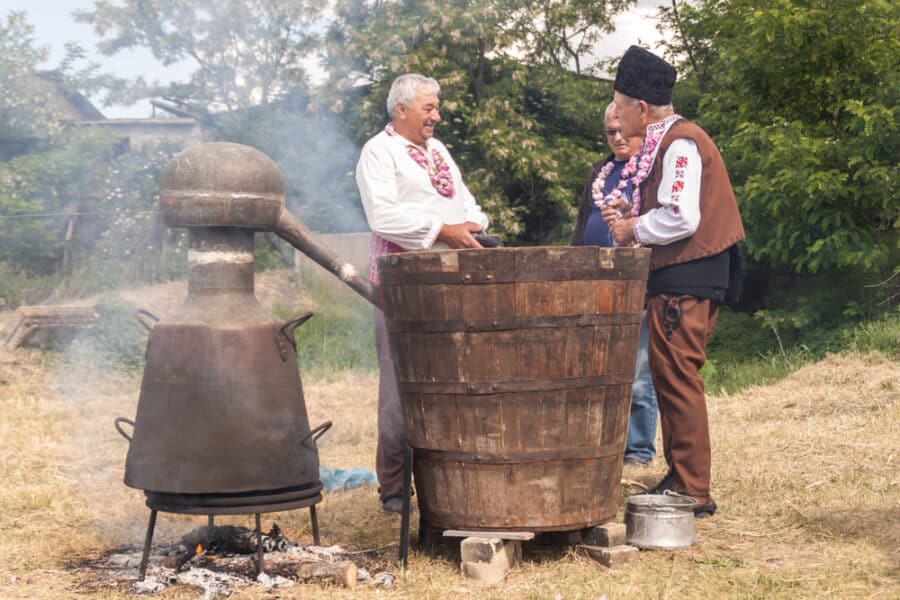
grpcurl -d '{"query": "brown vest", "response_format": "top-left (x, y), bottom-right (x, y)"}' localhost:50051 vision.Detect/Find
top-left (640, 120), bottom-right (745, 270)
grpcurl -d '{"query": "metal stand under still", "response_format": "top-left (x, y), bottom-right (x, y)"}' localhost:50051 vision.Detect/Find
top-left (136, 506), bottom-right (321, 581)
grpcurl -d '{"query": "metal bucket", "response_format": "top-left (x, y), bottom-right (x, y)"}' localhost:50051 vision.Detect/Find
top-left (625, 491), bottom-right (697, 550)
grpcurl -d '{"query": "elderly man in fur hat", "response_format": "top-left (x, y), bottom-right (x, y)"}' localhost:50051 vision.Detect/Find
top-left (601, 46), bottom-right (745, 517)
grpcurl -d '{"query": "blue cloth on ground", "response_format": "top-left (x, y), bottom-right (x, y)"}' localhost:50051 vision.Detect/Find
top-left (319, 465), bottom-right (377, 491)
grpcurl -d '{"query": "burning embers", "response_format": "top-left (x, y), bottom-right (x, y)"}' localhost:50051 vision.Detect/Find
top-left (83, 523), bottom-right (395, 596)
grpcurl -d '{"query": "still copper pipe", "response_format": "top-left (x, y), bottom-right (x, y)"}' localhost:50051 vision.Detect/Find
top-left (274, 208), bottom-right (377, 306)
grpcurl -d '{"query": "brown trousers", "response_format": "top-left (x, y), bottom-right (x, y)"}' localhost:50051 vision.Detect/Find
top-left (646, 294), bottom-right (719, 501)
top-left (373, 308), bottom-right (405, 500)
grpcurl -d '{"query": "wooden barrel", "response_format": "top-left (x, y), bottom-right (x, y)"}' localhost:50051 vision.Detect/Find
top-left (377, 246), bottom-right (650, 532)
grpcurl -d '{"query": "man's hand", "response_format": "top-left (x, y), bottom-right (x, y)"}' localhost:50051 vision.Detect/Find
top-left (437, 221), bottom-right (484, 249)
top-left (600, 198), bottom-right (638, 246)
top-left (600, 198), bottom-right (630, 227)
top-left (609, 217), bottom-right (637, 246)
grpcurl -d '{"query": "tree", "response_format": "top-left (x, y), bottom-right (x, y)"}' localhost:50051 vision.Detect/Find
top-left (78, 0), bottom-right (369, 235)
top-left (323, 0), bottom-right (634, 243)
top-left (0, 11), bottom-right (185, 305)
top-left (75, 0), bottom-right (326, 112)
top-left (0, 12), bottom-right (62, 155)
top-left (659, 0), bottom-right (898, 297)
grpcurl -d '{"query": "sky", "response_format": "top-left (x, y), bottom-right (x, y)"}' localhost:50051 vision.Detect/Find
top-left (1, 0), bottom-right (668, 119)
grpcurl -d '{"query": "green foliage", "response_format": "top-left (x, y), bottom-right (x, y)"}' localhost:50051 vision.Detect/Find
top-left (704, 305), bottom-right (900, 394)
top-left (323, 0), bottom-right (634, 243)
top-left (0, 263), bottom-right (55, 308)
top-left (659, 0), bottom-right (899, 303)
top-left (70, 296), bottom-right (148, 367)
top-left (273, 275), bottom-right (376, 375)
top-left (0, 126), bottom-right (183, 304)
top-left (77, 142), bottom-right (184, 289)
top-left (1, 12), bottom-right (187, 306)
top-left (845, 307), bottom-right (900, 358)
top-left (80, 1), bottom-right (369, 235)
top-left (76, 0), bottom-right (326, 111)
top-left (0, 12), bottom-right (60, 148)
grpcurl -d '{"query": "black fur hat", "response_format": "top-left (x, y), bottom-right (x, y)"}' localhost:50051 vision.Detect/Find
top-left (613, 46), bottom-right (677, 105)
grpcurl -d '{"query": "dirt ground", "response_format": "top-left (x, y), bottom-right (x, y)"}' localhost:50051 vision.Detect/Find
top-left (0, 275), bottom-right (897, 599)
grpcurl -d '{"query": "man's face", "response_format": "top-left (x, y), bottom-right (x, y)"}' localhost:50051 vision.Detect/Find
top-left (613, 91), bottom-right (646, 139)
top-left (393, 92), bottom-right (441, 145)
top-left (605, 111), bottom-right (642, 161)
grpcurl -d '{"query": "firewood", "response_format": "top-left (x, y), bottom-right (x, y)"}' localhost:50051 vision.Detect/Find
top-left (296, 560), bottom-right (357, 587)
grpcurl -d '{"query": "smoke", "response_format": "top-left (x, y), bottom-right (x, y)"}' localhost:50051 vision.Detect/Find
top-left (211, 98), bottom-right (369, 235)
top-left (8, 4), bottom-right (383, 547)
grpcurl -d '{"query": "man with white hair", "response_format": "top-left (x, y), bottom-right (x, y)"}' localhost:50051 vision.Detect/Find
top-left (356, 73), bottom-right (490, 513)
top-left (571, 101), bottom-right (658, 468)
top-left (601, 46), bottom-right (745, 518)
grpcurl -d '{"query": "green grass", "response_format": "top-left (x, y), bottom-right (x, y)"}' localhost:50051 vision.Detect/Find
top-left (703, 306), bottom-right (900, 394)
top-left (274, 271), bottom-right (377, 376)
top-left (68, 296), bottom-right (148, 368)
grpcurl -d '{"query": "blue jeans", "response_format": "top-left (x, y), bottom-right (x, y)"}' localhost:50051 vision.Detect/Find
top-left (625, 311), bottom-right (657, 462)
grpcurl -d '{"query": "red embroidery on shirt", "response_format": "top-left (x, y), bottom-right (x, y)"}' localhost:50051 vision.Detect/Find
top-left (675, 155), bottom-right (688, 168)
top-left (671, 180), bottom-right (684, 193)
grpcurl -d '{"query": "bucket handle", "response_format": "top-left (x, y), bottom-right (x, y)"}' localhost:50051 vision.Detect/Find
top-left (135, 309), bottom-right (159, 332)
top-left (301, 421), bottom-right (332, 449)
top-left (114, 417), bottom-right (134, 442)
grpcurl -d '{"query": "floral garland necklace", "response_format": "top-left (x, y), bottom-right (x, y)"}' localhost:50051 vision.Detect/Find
top-left (385, 123), bottom-right (455, 198)
top-left (628, 114), bottom-right (682, 216)
top-left (592, 155), bottom-right (639, 209)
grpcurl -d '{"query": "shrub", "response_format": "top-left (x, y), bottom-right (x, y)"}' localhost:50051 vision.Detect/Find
top-left (68, 297), bottom-right (148, 368)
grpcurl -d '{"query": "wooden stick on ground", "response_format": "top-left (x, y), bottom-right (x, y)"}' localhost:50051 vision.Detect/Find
top-left (296, 560), bottom-right (357, 587)
top-left (621, 478), bottom-right (650, 490)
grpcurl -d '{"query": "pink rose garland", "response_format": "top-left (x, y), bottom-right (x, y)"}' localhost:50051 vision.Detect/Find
top-left (628, 117), bottom-right (679, 217)
top-left (591, 155), bottom-right (639, 209)
top-left (385, 124), bottom-right (455, 198)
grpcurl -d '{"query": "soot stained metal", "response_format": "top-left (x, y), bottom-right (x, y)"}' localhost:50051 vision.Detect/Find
top-left (115, 142), bottom-right (377, 579)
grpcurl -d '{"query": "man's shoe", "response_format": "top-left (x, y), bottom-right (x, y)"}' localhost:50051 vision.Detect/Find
top-left (623, 455), bottom-right (651, 467)
top-left (636, 470), bottom-right (680, 495)
top-left (633, 471), bottom-right (718, 518)
top-left (381, 495), bottom-right (404, 514)
top-left (692, 498), bottom-right (717, 518)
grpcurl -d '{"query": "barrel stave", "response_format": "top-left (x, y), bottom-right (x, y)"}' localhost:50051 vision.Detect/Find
top-left (379, 247), bottom-right (650, 531)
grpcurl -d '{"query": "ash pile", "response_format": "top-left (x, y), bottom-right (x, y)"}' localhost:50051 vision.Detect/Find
top-left (84, 523), bottom-right (395, 597)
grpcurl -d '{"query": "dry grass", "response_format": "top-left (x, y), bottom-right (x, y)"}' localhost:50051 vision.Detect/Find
top-left (0, 343), bottom-right (897, 599)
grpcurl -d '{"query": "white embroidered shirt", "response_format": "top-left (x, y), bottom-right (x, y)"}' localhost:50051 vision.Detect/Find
top-left (634, 116), bottom-right (703, 246)
top-left (355, 130), bottom-right (489, 251)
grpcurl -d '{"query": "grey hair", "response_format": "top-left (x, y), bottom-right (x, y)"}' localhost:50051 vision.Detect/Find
top-left (386, 73), bottom-right (441, 118)
top-left (616, 93), bottom-right (674, 118)
top-left (604, 101), bottom-right (617, 121)
top-left (649, 103), bottom-right (674, 118)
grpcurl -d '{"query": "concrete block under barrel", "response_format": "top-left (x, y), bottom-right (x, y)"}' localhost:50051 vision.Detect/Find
top-left (377, 246), bottom-right (650, 532)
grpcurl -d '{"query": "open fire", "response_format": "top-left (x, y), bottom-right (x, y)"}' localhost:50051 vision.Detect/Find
top-left (79, 523), bottom-right (394, 596)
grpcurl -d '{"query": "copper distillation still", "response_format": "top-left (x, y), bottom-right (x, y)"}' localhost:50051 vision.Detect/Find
top-left (114, 143), bottom-right (377, 579)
